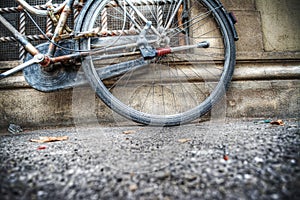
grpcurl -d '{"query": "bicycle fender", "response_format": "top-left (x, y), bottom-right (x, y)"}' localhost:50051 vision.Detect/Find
top-left (225, 11), bottom-right (239, 41)
top-left (207, 0), bottom-right (239, 41)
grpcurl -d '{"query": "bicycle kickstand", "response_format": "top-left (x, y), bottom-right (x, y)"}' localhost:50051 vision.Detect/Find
top-left (0, 54), bottom-right (45, 80)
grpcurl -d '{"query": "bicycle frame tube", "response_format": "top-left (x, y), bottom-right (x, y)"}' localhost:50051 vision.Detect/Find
top-left (0, 0), bottom-right (76, 60)
top-left (0, 14), bottom-right (39, 56)
top-left (47, 0), bottom-right (76, 57)
top-left (16, 0), bottom-right (67, 16)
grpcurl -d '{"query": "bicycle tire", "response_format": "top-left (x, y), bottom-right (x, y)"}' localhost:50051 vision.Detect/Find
top-left (77, 0), bottom-right (236, 126)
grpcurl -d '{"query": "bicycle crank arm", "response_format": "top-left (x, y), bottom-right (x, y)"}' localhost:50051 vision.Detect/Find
top-left (0, 54), bottom-right (44, 80)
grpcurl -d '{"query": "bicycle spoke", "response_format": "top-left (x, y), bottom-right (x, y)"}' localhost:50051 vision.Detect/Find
top-left (168, 53), bottom-right (213, 95)
top-left (167, 56), bottom-right (201, 108)
top-left (164, 0), bottom-right (183, 30)
top-left (123, 0), bottom-right (161, 35)
top-left (168, 12), bottom-right (213, 40)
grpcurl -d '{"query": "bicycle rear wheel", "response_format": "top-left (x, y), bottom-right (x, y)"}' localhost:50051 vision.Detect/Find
top-left (78, 0), bottom-right (236, 126)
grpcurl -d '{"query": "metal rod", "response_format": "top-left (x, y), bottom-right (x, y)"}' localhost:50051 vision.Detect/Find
top-left (50, 40), bottom-right (207, 64)
top-left (0, 34), bottom-right (52, 43)
top-left (15, 0), bottom-right (67, 16)
top-left (0, 14), bottom-right (39, 56)
top-left (47, 0), bottom-right (75, 57)
top-left (0, 54), bottom-right (44, 79)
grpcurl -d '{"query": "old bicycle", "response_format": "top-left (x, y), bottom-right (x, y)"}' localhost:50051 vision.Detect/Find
top-left (0, 0), bottom-right (238, 126)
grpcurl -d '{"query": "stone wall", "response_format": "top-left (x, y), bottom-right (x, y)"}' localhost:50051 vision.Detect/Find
top-left (224, 0), bottom-right (300, 58)
top-left (222, 0), bottom-right (300, 120)
top-left (0, 0), bottom-right (299, 129)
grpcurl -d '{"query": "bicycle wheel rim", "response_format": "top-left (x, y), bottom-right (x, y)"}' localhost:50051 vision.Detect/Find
top-left (79, 0), bottom-right (236, 126)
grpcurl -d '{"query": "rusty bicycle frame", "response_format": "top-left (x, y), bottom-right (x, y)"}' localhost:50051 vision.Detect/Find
top-left (0, 0), bottom-right (91, 78)
top-left (0, 0), bottom-right (113, 75)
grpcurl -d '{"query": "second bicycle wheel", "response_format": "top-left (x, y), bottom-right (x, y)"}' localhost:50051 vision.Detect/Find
top-left (78, 0), bottom-right (236, 126)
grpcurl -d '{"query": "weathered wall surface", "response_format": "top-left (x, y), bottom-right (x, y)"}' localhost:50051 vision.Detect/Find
top-left (0, 0), bottom-right (299, 129)
top-left (220, 0), bottom-right (300, 120)
top-left (255, 0), bottom-right (300, 52)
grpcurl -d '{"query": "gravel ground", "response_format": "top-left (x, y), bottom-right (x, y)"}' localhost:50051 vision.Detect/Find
top-left (0, 119), bottom-right (299, 200)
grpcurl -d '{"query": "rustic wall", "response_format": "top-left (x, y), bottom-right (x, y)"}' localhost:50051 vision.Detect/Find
top-left (223, 0), bottom-right (265, 58)
top-left (0, 0), bottom-right (299, 130)
top-left (223, 0), bottom-right (300, 58)
top-left (256, 0), bottom-right (300, 52)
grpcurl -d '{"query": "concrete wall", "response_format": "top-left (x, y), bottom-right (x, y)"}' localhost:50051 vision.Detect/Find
top-left (0, 0), bottom-right (299, 129)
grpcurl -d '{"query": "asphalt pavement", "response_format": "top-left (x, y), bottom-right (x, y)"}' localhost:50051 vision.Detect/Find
top-left (0, 119), bottom-right (299, 200)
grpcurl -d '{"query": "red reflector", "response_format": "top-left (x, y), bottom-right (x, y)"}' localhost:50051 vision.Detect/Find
top-left (156, 48), bottom-right (171, 57)
top-left (229, 12), bottom-right (238, 24)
